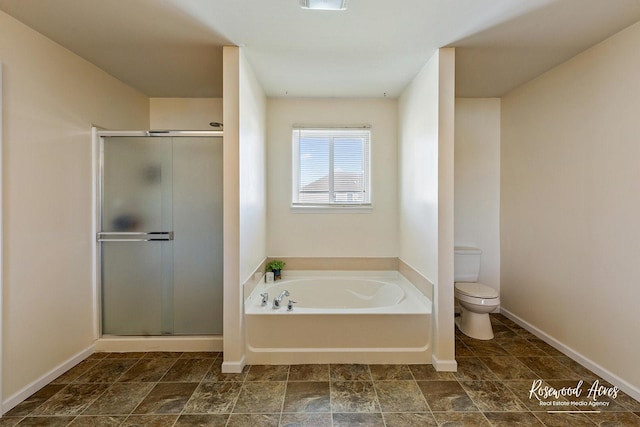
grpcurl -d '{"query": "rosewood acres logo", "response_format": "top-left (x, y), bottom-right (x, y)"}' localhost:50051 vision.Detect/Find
top-left (529, 379), bottom-right (620, 409)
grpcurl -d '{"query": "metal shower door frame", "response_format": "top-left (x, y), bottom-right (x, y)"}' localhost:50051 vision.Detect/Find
top-left (92, 129), bottom-right (223, 337)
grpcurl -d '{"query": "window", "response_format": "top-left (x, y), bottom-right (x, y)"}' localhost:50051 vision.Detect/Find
top-left (292, 127), bottom-right (371, 208)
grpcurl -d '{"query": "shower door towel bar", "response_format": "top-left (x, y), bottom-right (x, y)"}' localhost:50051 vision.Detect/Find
top-left (97, 231), bottom-right (174, 242)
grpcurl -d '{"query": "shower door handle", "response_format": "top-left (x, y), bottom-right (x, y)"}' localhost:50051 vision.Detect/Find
top-left (97, 231), bottom-right (174, 242)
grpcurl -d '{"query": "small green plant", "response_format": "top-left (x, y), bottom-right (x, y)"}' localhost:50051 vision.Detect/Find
top-left (266, 260), bottom-right (286, 272)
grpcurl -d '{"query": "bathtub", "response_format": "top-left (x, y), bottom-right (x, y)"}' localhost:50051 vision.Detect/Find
top-left (245, 271), bottom-right (432, 365)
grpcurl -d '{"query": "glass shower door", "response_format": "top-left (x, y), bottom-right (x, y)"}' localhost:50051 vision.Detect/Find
top-left (98, 134), bottom-right (223, 336)
top-left (100, 137), bottom-right (174, 335)
top-left (172, 137), bottom-right (223, 334)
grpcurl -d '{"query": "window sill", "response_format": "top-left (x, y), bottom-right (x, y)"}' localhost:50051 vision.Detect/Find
top-left (291, 204), bottom-right (373, 214)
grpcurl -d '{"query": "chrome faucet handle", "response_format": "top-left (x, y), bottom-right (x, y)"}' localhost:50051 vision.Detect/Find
top-left (287, 300), bottom-right (297, 311)
top-left (260, 293), bottom-right (269, 306)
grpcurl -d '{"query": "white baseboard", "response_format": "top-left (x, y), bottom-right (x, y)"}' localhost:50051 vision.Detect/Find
top-left (222, 355), bottom-right (246, 374)
top-left (2, 344), bottom-right (95, 415)
top-left (432, 354), bottom-right (457, 372)
top-left (95, 336), bottom-right (223, 353)
top-left (501, 308), bottom-right (640, 402)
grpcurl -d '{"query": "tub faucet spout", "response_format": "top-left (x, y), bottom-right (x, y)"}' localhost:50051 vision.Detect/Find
top-left (272, 290), bottom-right (290, 309)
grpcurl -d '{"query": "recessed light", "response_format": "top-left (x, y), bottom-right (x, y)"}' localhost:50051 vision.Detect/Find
top-left (300, 0), bottom-right (347, 10)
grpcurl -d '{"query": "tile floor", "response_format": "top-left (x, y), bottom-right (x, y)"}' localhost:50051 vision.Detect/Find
top-left (1, 314), bottom-right (640, 426)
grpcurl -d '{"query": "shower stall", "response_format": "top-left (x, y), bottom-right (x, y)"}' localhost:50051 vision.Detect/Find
top-left (95, 130), bottom-right (223, 337)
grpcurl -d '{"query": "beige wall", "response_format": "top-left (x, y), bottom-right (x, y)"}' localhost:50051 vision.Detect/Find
top-left (454, 99), bottom-right (501, 294)
top-left (222, 47), bottom-right (267, 372)
top-left (501, 21), bottom-right (640, 396)
top-left (150, 98), bottom-right (223, 130)
top-left (239, 52), bottom-right (267, 285)
top-left (0, 11), bottom-right (149, 403)
top-left (266, 98), bottom-right (398, 257)
top-left (398, 49), bottom-right (456, 370)
top-left (399, 55), bottom-right (440, 279)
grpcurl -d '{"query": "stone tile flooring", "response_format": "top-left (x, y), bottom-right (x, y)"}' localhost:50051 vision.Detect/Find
top-left (2, 314), bottom-right (640, 426)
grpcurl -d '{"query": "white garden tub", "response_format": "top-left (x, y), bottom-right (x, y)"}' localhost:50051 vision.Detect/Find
top-left (245, 271), bottom-right (432, 364)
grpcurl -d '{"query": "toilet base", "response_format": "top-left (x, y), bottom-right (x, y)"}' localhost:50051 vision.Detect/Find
top-left (455, 307), bottom-right (494, 340)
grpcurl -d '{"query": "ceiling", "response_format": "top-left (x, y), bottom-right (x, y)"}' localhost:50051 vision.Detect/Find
top-left (1, 0), bottom-right (640, 98)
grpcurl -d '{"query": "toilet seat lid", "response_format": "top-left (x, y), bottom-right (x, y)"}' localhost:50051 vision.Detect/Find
top-left (455, 282), bottom-right (499, 298)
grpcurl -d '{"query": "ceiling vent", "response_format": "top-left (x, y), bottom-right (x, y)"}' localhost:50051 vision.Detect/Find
top-left (300, 0), bottom-right (347, 10)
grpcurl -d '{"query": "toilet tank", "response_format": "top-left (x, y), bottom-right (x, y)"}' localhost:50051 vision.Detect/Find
top-left (454, 246), bottom-right (481, 282)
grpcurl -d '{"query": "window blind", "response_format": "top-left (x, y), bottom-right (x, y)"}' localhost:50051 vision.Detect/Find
top-left (292, 128), bottom-right (371, 206)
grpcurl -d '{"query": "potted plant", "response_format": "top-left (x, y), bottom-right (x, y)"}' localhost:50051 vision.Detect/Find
top-left (266, 259), bottom-right (286, 280)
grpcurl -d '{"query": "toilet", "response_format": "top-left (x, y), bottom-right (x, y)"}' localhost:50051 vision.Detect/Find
top-left (454, 246), bottom-right (500, 340)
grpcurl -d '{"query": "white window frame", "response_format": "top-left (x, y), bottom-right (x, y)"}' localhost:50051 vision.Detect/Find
top-left (292, 126), bottom-right (372, 212)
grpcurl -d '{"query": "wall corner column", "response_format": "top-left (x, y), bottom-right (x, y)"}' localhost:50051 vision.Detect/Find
top-left (222, 46), bottom-right (245, 372)
top-left (434, 47), bottom-right (457, 371)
